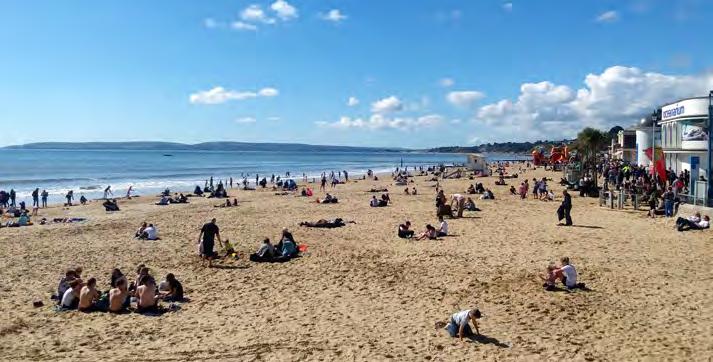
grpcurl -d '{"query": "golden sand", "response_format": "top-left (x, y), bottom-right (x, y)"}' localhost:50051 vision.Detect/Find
top-left (0, 167), bottom-right (711, 361)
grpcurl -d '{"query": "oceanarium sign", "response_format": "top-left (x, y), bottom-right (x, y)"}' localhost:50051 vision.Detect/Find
top-left (661, 97), bottom-right (709, 121)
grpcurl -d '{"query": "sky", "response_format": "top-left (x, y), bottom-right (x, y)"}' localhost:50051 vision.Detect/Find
top-left (1, 0), bottom-right (713, 149)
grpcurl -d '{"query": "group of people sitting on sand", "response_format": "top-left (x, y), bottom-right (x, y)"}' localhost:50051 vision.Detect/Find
top-left (466, 183), bottom-right (485, 195)
top-left (541, 257), bottom-right (586, 291)
top-left (370, 194), bottom-right (390, 207)
top-left (134, 222), bottom-right (159, 240)
top-left (300, 187), bottom-right (314, 197)
top-left (156, 193), bottom-right (188, 206)
top-left (54, 265), bottom-right (183, 313)
top-left (674, 212), bottom-right (710, 231)
top-left (403, 187), bottom-right (417, 195)
top-left (248, 228), bottom-right (301, 263)
top-left (215, 198), bottom-right (239, 208)
top-left (317, 193), bottom-right (338, 204)
top-left (397, 216), bottom-right (448, 240)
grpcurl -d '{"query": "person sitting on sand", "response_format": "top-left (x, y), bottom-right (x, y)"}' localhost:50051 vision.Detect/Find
top-left (142, 224), bottom-right (158, 240)
top-left (370, 195), bottom-right (380, 207)
top-left (136, 275), bottom-right (159, 312)
top-left (80, 195), bottom-right (88, 205)
top-left (78, 277), bottom-right (101, 312)
top-left (57, 269), bottom-right (79, 300)
top-left (415, 224), bottom-right (437, 240)
top-left (159, 273), bottom-right (184, 302)
top-left (319, 193), bottom-right (338, 204)
top-left (279, 236), bottom-right (298, 258)
top-left (437, 216), bottom-right (448, 237)
top-left (110, 268), bottom-right (124, 289)
top-left (404, 187), bottom-right (411, 195)
top-left (103, 199), bottom-right (120, 211)
top-left (194, 186), bottom-right (204, 196)
top-left (134, 222), bottom-right (148, 238)
top-left (215, 198), bottom-right (233, 208)
top-left (542, 257), bottom-right (585, 290)
top-left (381, 193), bottom-right (390, 204)
top-left (509, 185), bottom-right (517, 195)
top-left (398, 221), bottom-right (414, 238)
top-left (446, 309), bottom-right (481, 340)
top-left (275, 228), bottom-right (297, 252)
top-left (464, 197), bottom-right (477, 211)
top-left (411, 187), bottom-right (417, 195)
top-left (109, 277), bottom-right (129, 313)
top-left (676, 214), bottom-right (710, 232)
top-left (17, 211), bottom-right (30, 226)
top-left (156, 195), bottom-right (170, 206)
top-left (467, 184), bottom-right (476, 194)
top-left (61, 279), bottom-right (83, 309)
top-left (249, 238), bottom-right (276, 262)
top-left (480, 189), bottom-right (494, 200)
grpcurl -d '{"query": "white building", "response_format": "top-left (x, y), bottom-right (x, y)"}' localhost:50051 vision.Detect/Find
top-left (659, 96), bottom-right (710, 202)
top-left (634, 116), bottom-right (661, 167)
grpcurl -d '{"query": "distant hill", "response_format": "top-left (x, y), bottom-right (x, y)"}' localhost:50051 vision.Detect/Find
top-left (3, 141), bottom-right (404, 153)
top-left (428, 139), bottom-right (574, 154)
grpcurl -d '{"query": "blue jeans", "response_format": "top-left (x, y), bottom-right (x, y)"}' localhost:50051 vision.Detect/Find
top-left (664, 200), bottom-right (673, 217)
top-left (447, 318), bottom-right (472, 337)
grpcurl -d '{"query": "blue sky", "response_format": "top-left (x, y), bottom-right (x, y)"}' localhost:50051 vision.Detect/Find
top-left (1, 0), bottom-right (712, 148)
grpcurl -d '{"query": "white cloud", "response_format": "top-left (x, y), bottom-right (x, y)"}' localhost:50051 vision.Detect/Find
top-left (241, 4), bottom-right (275, 24)
top-left (439, 78), bottom-right (455, 87)
top-left (317, 114), bottom-right (444, 131)
top-left (473, 65), bottom-right (713, 141)
top-left (189, 86), bottom-right (279, 105)
top-left (267, 116), bottom-right (281, 122)
top-left (231, 21), bottom-right (258, 31)
top-left (371, 96), bottom-right (403, 114)
top-left (446, 90), bottom-right (485, 107)
top-left (347, 96), bottom-right (359, 107)
top-left (320, 9), bottom-right (347, 23)
top-left (595, 10), bottom-right (619, 23)
top-left (258, 87), bottom-right (279, 97)
top-left (503, 3), bottom-right (513, 12)
top-left (271, 0), bottom-right (298, 21)
top-left (235, 117), bottom-right (257, 124)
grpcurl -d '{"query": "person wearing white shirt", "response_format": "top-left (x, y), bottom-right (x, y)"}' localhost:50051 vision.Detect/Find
top-left (144, 224), bottom-right (158, 240)
top-left (446, 309), bottom-right (481, 340)
top-left (543, 257), bottom-right (584, 290)
top-left (437, 216), bottom-right (448, 237)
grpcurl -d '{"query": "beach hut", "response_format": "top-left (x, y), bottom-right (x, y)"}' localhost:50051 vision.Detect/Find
top-left (466, 154), bottom-right (490, 175)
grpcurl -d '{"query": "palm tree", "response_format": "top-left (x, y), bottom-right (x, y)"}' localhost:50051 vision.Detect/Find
top-left (574, 127), bottom-right (610, 188)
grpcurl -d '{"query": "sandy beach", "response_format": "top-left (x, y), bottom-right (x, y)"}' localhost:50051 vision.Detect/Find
top-left (0, 166), bottom-right (711, 361)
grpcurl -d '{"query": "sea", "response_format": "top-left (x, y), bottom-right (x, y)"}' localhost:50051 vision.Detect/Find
top-left (0, 148), bottom-right (529, 204)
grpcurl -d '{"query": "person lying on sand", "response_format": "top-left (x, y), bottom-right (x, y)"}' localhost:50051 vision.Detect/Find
top-left (109, 277), bottom-right (129, 313)
top-left (542, 257), bottom-right (585, 290)
top-left (398, 221), bottom-right (414, 239)
top-left (676, 214), bottom-right (710, 231)
top-left (299, 218), bottom-right (351, 228)
top-left (415, 224), bottom-right (437, 240)
top-left (446, 309), bottom-right (481, 341)
top-left (78, 277), bottom-right (101, 312)
top-left (369, 187), bottom-right (388, 193)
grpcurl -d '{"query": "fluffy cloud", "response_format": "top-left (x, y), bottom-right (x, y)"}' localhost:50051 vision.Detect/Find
top-left (446, 91), bottom-right (485, 107)
top-left (503, 3), bottom-right (513, 12)
top-left (189, 86), bottom-right (279, 104)
top-left (439, 78), bottom-right (455, 87)
top-left (347, 96), bottom-right (359, 106)
top-left (235, 117), bottom-right (257, 124)
top-left (241, 4), bottom-right (275, 24)
top-left (474, 66), bottom-right (713, 141)
top-left (371, 96), bottom-right (403, 114)
top-left (318, 114), bottom-right (444, 131)
top-left (271, 0), bottom-right (298, 20)
top-left (231, 21), bottom-right (258, 31)
top-left (595, 10), bottom-right (619, 23)
top-left (320, 9), bottom-right (347, 23)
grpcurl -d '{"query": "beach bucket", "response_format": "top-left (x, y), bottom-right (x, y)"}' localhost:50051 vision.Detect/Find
top-left (298, 244), bottom-right (308, 252)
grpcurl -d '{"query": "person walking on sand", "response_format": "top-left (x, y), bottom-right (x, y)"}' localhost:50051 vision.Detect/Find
top-left (557, 190), bottom-right (572, 226)
top-left (197, 218), bottom-right (223, 267)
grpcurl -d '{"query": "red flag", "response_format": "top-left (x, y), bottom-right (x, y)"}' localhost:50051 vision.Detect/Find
top-left (644, 147), bottom-right (666, 181)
